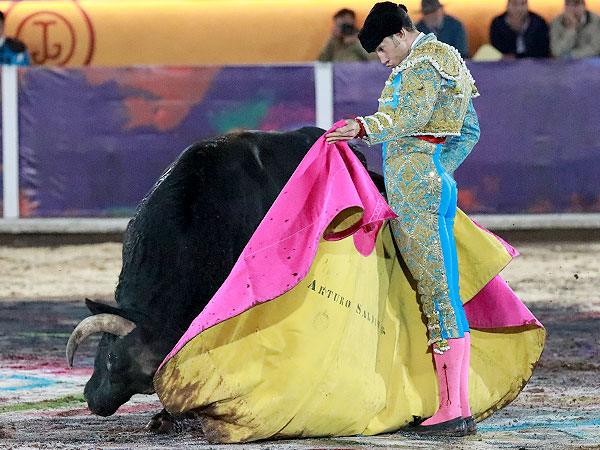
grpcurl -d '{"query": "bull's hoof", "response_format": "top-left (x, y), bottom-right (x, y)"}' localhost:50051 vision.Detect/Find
top-left (145, 409), bottom-right (180, 434)
top-left (145, 409), bottom-right (203, 435)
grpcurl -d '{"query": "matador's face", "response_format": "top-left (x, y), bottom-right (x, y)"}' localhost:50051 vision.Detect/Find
top-left (375, 33), bottom-right (412, 68)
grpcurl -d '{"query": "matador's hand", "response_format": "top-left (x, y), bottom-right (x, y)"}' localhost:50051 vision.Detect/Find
top-left (325, 119), bottom-right (361, 144)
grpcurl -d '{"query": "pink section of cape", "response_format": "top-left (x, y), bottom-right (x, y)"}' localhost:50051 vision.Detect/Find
top-left (465, 275), bottom-right (543, 329)
top-left (466, 221), bottom-right (542, 329)
top-left (159, 122), bottom-right (397, 369)
top-left (159, 123), bottom-right (542, 370)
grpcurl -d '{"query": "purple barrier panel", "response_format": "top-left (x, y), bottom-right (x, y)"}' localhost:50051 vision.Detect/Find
top-left (464, 58), bottom-right (600, 214)
top-left (333, 59), bottom-right (600, 214)
top-left (333, 62), bottom-right (388, 174)
top-left (0, 68), bottom-right (3, 216)
top-left (18, 65), bottom-right (316, 217)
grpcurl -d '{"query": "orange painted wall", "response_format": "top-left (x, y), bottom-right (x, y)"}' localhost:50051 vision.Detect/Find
top-left (1, 0), bottom-right (599, 66)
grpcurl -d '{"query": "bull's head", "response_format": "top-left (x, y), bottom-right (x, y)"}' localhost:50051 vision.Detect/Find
top-left (67, 299), bottom-right (163, 416)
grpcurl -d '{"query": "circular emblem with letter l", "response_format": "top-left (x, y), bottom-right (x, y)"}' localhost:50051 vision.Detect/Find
top-left (6, 0), bottom-right (95, 65)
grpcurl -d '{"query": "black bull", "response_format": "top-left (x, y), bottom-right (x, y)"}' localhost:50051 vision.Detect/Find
top-left (66, 127), bottom-right (385, 417)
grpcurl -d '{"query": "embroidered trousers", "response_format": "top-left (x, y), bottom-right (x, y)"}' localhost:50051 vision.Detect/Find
top-left (384, 141), bottom-right (469, 349)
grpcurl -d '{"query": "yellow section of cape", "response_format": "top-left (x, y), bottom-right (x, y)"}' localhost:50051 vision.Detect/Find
top-left (154, 210), bottom-right (545, 443)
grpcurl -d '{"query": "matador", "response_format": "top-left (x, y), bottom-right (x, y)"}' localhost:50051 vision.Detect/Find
top-left (325, 1), bottom-right (480, 437)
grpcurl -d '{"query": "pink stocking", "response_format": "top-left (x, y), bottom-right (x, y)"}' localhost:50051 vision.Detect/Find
top-left (421, 337), bottom-right (465, 426)
top-left (460, 332), bottom-right (472, 418)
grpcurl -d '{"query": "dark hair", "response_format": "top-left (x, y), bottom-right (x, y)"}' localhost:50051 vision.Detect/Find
top-left (0, 11), bottom-right (5, 23)
top-left (397, 4), bottom-right (416, 32)
top-left (334, 8), bottom-right (356, 20)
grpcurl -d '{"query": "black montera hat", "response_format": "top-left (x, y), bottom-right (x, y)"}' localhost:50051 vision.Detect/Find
top-left (358, 2), bottom-right (410, 53)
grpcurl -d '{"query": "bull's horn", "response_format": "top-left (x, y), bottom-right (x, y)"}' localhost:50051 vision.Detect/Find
top-left (66, 313), bottom-right (136, 368)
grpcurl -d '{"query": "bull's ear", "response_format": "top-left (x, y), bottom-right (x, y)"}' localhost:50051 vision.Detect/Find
top-left (85, 298), bottom-right (121, 315)
top-left (85, 298), bottom-right (145, 324)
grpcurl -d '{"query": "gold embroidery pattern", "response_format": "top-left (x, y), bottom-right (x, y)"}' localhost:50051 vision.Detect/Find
top-left (358, 34), bottom-right (476, 348)
top-left (364, 61), bottom-right (441, 145)
top-left (358, 35), bottom-right (477, 145)
top-left (384, 142), bottom-right (460, 346)
top-left (399, 40), bottom-right (476, 138)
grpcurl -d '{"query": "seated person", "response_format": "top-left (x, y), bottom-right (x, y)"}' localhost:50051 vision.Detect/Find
top-left (416, 0), bottom-right (470, 58)
top-left (318, 8), bottom-right (375, 62)
top-left (550, 0), bottom-right (600, 58)
top-left (490, 0), bottom-right (550, 58)
top-left (0, 11), bottom-right (30, 65)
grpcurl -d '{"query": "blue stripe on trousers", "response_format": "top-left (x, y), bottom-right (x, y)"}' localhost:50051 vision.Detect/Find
top-left (433, 143), bottom-right (470, 339)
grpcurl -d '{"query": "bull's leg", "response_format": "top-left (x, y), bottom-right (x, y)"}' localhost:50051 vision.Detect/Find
top-left (145, 409), bottom-right (202, 434)
top-left (145, 408), bottom-right (177, 433)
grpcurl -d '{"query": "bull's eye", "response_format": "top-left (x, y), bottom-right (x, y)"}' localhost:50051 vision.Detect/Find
top-left (107, 352), bottom-right (122, 374)
top-left (106, 351), bottom-right (128, 381)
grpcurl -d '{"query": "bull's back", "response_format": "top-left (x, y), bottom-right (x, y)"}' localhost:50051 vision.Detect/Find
top-left (115, 127), bottom-right (325, 333)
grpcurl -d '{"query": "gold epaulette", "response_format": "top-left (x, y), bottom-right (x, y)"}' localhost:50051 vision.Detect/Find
top-left (393, 40), bottom-right (479, 98)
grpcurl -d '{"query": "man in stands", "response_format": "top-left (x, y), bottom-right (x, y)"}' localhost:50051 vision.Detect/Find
top-left (416, 0), bottom-right (469, 58)
top-left (490, 0), bottom-right (550, 58)
top-left (318, 8), bottom-right (376, 62)
top-left (550, 0), bottom-right (600, 58)
top-left (0, 11), bottom-right (30, 65)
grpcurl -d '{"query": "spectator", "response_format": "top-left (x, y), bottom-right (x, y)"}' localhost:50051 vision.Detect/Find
top-left (490, 0), bottom-right (550, 58)
top-left (318, 8), bottom-right (375, 62)
top-left (550, 0), bottom-right (600, 58)
top-left (0, 11), bottom-right (30, 65)
top-left (416, 0), bottom-right (470, 58)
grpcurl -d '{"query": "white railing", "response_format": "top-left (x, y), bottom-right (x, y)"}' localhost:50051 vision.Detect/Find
top-left (2, 65), bottom-right (20, 219)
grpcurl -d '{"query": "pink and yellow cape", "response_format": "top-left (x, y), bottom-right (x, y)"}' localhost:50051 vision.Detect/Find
top-left (154, 122), bottom-right (545, 443)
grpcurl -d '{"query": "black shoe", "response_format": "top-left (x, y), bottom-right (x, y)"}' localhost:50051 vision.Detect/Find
top-left (409, 416), bottom-right (467, 437)
top-left (464, 416), bottom-right (477, 435)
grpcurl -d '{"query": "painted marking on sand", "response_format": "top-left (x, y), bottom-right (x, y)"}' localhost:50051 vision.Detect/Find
top-left (18, 332), bottom-right (72, 339)
top-left (0, 374), bottom-right (57, 391)
top-left (479, 417), bottom-right (600, 440)
top-left (1, 356), bottom-right (93, 376)
top-left (0, 394), bottom-right (86, 414)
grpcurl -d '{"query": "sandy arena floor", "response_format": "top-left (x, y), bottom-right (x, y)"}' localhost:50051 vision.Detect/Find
top-left (1, 241), bottom-right (599, 311)
top-left (0, 240), bottom-right (599, 449)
